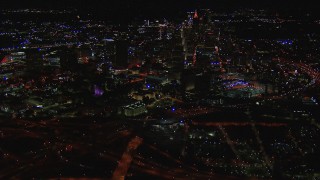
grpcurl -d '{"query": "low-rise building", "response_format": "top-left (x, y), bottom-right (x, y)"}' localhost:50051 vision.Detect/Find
top-left (118, 101), bottom-right (147, 117)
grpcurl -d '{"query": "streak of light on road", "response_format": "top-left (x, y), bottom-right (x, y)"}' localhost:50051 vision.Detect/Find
top-left (112, 136), bottom-right (143, 180)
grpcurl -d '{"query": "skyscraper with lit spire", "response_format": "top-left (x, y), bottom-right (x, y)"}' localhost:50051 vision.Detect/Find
top-left (193, 9), bottom-right (200, 31)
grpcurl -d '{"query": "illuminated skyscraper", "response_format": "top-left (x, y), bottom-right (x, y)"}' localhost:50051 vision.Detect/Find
top-left (193, 9), bottom-right (199, 29)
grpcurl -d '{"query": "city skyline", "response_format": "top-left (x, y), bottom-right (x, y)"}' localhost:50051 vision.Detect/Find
top-left (2, 0), bottom-right (319, 23)
top-left (0, 1), bottom-right (320, 179)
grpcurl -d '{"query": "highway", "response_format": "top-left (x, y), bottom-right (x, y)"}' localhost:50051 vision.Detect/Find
top-left (112, 136), bottom-right (143, 180)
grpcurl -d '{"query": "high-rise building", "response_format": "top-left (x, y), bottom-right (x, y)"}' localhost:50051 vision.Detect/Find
top-left (193, 10), bottom-right (200, 30)
top-left (194, 46), bottom-right (217, 68)
top-left (114, 40), bottom-right (128, 68)
top-left (180, 69), bottom-right (195, 92)
top-left (195, 71), bottom-right (211, 97)
top-left (60, 48), bottom-right (78, 71)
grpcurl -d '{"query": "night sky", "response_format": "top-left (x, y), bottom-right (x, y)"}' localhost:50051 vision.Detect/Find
top-left (1, 0), bottom-right (318, 21)
top-left (2, 0), bottom-right (316, 11)
top-left (1, 0), bottom-right (318, 14)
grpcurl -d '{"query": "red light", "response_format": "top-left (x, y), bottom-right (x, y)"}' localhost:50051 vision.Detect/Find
top-left (1, 56), bottom-right (9, 64)
top-left (65, 144), bottom-right (73, 152)
top-left (193, 10), bottom-right (199, 19)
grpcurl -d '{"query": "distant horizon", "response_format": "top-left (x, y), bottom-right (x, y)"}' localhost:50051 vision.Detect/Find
top-left (1, 0), bottom-right (317, 10)
top-left (2, 0), bottom-right (320, 22)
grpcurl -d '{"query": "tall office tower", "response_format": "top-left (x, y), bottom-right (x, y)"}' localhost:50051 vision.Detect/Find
top-left (194, 46), bottom-right (217, 69)
top-left (195, 72), bottom-right (211, 97)
top-left (193, 9), bottom-right (199, 30)
top-left (180, 69), bottom-right (196, 93)
top-left (60, 48), bottom-right (78, 71)
top-left (114, 40), bottom-right (128, 68)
